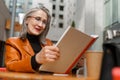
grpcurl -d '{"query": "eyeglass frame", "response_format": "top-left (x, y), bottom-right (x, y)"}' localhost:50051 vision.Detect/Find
top-left (27, 16), bottom-right (48, 26)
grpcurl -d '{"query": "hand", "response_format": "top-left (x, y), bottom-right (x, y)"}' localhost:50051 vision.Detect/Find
top-left (35, 46), bottom-right (60, 64)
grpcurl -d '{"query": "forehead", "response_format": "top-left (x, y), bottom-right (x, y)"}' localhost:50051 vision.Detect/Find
top-left (31, 10), bottom-right (48, 19)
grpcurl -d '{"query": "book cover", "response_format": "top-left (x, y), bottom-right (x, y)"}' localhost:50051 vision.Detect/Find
top-left (39, 26), bottom-right (98, 74)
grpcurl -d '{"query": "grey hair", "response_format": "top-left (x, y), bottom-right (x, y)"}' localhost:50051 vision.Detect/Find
top-left (19, 6), bottom-right (51, 44)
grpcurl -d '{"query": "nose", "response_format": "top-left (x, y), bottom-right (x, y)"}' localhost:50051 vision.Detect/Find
top-left (37, 21), bottom-right (46, 29)
top-left (38, 21), bottom-right (43, 26)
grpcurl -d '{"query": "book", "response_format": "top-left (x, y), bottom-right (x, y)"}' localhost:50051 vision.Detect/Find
top-left (39, 26), bottom-right (98, 74)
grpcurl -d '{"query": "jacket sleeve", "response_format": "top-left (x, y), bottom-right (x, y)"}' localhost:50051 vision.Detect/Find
top-left (30, 38), bottom-right (53, 71)
top-left (5, 38), bottom-right (35, 72)
top-left (44, 38), bottom-right (53, 46)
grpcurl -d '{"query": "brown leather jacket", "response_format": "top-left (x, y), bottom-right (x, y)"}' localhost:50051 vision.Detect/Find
top-left (5, 37), bottom-right (53, 72)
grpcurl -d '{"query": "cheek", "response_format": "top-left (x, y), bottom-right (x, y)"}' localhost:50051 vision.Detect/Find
top-left (43, 26), bottom-right (46, 30)
top-left (27, 24), bottom-right (34, 32)
top-left (27, 22), bottom-right (35, 32)
top-left (27, 20), bottom-right (35, 28)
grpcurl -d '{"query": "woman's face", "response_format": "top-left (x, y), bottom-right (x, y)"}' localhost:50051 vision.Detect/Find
top-left (26, 10), bottom-right (48, 36)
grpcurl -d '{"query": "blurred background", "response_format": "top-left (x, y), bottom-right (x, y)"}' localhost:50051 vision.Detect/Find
top-left (0, 0), bottom-right (120, 52)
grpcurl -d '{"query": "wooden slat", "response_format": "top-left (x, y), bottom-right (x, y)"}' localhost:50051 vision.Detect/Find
top-left (6, 20), bottom-right (21, 32)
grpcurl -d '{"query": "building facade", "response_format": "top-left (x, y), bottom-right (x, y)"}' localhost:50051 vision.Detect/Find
top-left (47, 0), bottom-right (76, 41)
top-left (4, 0), bottom-right (120, 50)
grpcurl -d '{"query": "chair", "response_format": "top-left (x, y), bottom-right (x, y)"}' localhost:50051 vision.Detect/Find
top-left (0, 40), bottom-right (5, 67)
top-left (100, 40), bottom-right (120, 80)
top-left (0, 40), bottom-right (6, 72)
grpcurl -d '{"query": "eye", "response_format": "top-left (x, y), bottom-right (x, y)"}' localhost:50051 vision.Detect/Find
top-left (35, 17), bottom-right (41, 21)
top-left (42, 20), bottom-right (47, 25)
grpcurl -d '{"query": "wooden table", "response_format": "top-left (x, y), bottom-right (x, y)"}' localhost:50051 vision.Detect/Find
top-left (0, 71), bottom-right (98, 80)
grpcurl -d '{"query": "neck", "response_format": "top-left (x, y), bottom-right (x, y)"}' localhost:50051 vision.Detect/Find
top-left (27, 33), bottom-right (39, 42)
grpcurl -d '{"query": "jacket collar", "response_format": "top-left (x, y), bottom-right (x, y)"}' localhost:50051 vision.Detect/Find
top-left (22, 39), bottom-right (35, 56)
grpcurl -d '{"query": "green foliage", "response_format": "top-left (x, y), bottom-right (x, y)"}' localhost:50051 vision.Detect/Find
top-left (71, 21), bottom-right (75, 27)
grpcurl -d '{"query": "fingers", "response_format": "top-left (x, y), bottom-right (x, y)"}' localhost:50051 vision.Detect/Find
top-left (45, 52), bottom-right (60, 60)
top-left (45, 50), bottom-right (60, 57)
top-left (45, 53), bottom-right (58, 62)
top-left (36, 46), bottom-right (60, 64)
top-left (44, 46), bottom-right (60, 62)
top-left (44, 46), bottom-right (60, 53)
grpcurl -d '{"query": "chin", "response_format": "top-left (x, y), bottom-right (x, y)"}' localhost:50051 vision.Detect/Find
top-left (33, 33), bottom-right (40, 36)
top-left (30, 30), bottom-right (42, 36)
top-left (33, 32), bottom-right (41, 36)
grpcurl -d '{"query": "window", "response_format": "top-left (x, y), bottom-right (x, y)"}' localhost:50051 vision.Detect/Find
top-left (38, 3), bottom-right (43, 7)
top-left (60, 0), bottom-right (63, 3)
top-left (104, 0), bottom-right (118, 27)
top-left (52, 13), bottom-right (55, 17)
top-left (59, 6), bottom-right (64, 11)
top-left (59, 23), bottom-right (63, 28)
top-left (53, 5), bottom-right (56, 10)
top-left (59, 14), bottom-right (63, 19)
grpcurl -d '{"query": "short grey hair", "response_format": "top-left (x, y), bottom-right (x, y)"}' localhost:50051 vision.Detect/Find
top-left (19, 6), bottom-right (51, 44)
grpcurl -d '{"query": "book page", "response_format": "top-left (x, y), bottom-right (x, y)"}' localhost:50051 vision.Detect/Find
top-left (39, 26), bottom-right (98, 73)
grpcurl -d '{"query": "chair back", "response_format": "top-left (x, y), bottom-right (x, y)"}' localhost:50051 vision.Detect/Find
top-left (100, 38), bottom-right (120, 80)
top-left (0, 40), bottom-right (5, 67)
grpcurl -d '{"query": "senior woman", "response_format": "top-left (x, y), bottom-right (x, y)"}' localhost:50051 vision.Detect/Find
top-left (5, 6), bottom-right (60, 72)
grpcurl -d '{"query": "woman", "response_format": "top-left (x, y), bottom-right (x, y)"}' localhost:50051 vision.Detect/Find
top-left (5, 6), bottom-right (60, 72)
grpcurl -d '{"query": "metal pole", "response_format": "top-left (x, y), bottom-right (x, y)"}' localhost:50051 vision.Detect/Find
top-left (9, 0), bottom-right (17, 37)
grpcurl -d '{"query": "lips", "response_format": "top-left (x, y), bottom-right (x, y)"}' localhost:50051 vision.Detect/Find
top-left (35, 28), bottom-right (41, 32)
top-left (34, 26), bottom-right (43, 32)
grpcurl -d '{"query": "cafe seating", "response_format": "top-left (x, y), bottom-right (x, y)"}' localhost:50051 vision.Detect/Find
top-left (0, 40), bottom-right (7, 72)
top-left (0, 68), bottom-right (6, 72)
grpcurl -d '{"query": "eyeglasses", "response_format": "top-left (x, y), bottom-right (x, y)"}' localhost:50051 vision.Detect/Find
top-left (29, 16), bottom-right (47, 26)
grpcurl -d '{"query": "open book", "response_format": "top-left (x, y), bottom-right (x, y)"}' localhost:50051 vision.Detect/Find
top-left (39, 26), bottom-right (98, 74)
